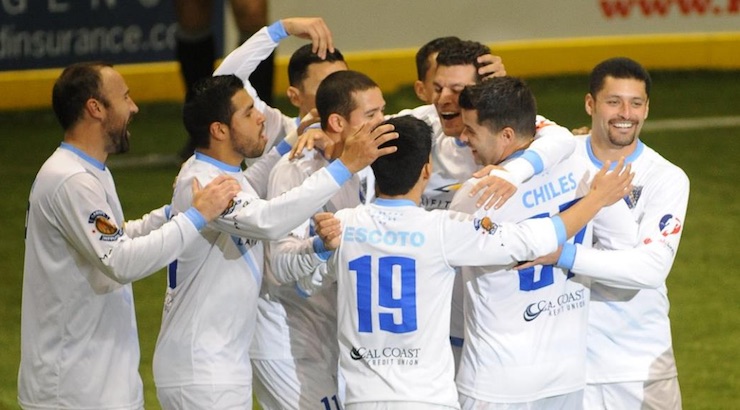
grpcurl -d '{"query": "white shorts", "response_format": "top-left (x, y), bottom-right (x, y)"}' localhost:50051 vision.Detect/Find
top-left (156, 384), bottom-right (251, 410)
top-left (458, 390), bottom-right (583, 410)
top-left (584, 378), bottom-right (682, 410)
top-left (252, 358), bottom-right (341, 410)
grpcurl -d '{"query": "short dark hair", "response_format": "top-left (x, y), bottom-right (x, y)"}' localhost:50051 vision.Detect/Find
top-left (287, 44), bottom-right (346, 88)
top-left (415, 36), bottom-right (461, 81)
top-left (435, 40), bottom-right (491, 83)
top-left (183, 74), bottom-right (245, 149)
top-left (52, 61), bottom-right (112, 131)
top-left (589, 57), bottom-right (652, 98)
top-left (459, 76), bottom-right (537, 138)
top-left (315, 70), bottom-right (378, 130)
top-left (371, 116), bottom-right (432, 196)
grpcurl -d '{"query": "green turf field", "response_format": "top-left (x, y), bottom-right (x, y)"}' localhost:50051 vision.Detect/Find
top-left (1, 70), bottom-right (738, 409)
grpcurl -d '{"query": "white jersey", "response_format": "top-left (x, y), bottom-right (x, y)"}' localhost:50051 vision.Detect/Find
top-left (452, 146), bottom-right (639, 404)
top-left (399, 105), bottom-right (578, 345)
top-left (327, 199), bottom-right (567, 408)
top-left (251, 148), bottom-right (362, 364)
top-left (397, 105), bottom-right (576, 212)
top-left (566, 137), bottom-right (689, 384)
top-left (19, 144), bottom-right (204, 410)
top-left (214, 21), bottom-right (297, 161)
top-left (153, 149), bottom-right (353, 389)
top-left (452, 153), bottom-right (595, 403)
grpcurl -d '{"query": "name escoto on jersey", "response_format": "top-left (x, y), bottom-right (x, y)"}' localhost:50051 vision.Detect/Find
top-left (344, 226), bottom-right (425, 247)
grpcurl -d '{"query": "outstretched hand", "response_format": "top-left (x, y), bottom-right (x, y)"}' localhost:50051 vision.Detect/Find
top-left (338, 122), bottom-right (399, 173)
top-left (191, 175), bottom-right (241, 222)
top-left (469, 165), bottom-right (518, 210)
top-left (589, 157), bottom-right (634, 207)
top-left (296, 108), bottom-right (321, 135)
top-left (282, 17), bottom-right (334, 59)
top-left (477, 54), bottom-right (507, 80)
top-left (571, 126), bottom-right (590, 136)
top-left (289, 109), bottom-right (337, 160)
top-left (290, 128), bottom-right (336, 160)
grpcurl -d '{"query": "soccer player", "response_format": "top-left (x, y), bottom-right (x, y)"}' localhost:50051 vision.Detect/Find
top-left (416, 39), bottom-right (578, 368)
top-left (412, 36), bottom-right (462, 103)
top-left (213, 16), bottom-right (343, 162)
top-left (538, 57), bottom-right (688, 409)
top-left (151, 74), bottom-right (397, 409)
top-left (312, 115), bottom-right (632, 409)
top-left (450, 76), bottom-right (637, 409)
top-left (174, 0), bottom-right (276, 158)
top-left (18, 62), bottom-right (240, 409)
top-left (251, 70), bottom-right (386, 410)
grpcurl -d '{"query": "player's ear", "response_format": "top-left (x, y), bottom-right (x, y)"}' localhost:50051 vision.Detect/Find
top-left (501, 127), bottom-right (515, 143)
top-left (644, 99), bottom-right (650, 120)
top-left (413, 80), bottom-right (428, 103)
top-left (209, 121), bottom-right (227, 141)
top-left (421, 161), bottom-right (432, 180)
top-left (85, 98), bottom-right (104, 119)
top-left (326, 113), bottom-right (344, 133)
top-left (585, 94), bottom-right (594, 116)
top-left (287, 86), bottom-right (301, 108)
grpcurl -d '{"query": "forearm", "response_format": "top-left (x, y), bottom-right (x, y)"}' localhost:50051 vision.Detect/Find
top-left (123, 204), bottom-right (171, 237)
top-left (213, 161), bottom-right (351, 241)
top-left (502, 116), bottom-right (575, 184)
top-left (559, 242), bottom-right (672, 289)
top-left (213, 21), bottom-right (286, 112)
top-left (100, 209), bottom-right (203, 284)
top-left (557, 194), bottom-right (603, 239)
top-left (270, 236), bottom-right (331, 284)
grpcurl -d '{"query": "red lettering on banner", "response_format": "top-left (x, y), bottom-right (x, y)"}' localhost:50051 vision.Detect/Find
top-left (600, 0), bottom-right (736, 17)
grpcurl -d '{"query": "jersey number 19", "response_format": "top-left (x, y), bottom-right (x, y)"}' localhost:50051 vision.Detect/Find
top-left (349, 255), bottom-right (418, 334)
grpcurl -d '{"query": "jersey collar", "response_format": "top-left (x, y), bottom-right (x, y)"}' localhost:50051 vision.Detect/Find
top-left (59, 142), bottom-right (105, 170)
top-left (585, 136), bottom-right (644, 169)
top-left (374, 198), bottom-right (416, 207)
top-left (194, 151), bottom-right (241, 173)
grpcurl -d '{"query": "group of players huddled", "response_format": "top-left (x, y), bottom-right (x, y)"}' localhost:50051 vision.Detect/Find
top-left (19, 16), bottom-right (688, 410)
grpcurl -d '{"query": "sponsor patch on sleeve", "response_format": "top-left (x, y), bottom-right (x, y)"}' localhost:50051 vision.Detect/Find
top-left (473, 216), bottom-right (498, 235)
top-left (88, 210), bottom-right (123, 241)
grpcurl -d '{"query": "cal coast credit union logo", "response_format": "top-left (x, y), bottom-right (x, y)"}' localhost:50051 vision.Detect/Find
top-left (88, 210), bottom-right (122, 241)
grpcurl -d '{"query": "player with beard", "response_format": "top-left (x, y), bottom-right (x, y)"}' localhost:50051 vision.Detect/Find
top-left (213, 16), bottom-right (343, 167)
top-left (18, 62), bottom-right (241, 410)
top-left (152, 74), bottom-right (397, 409)
top-left (520, 57), bottom-right (688, 409)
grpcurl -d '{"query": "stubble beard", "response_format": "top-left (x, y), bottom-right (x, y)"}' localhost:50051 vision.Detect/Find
top-left (606, 123), bottom-right (640, 148)
top-left (105, 121), bottom-right (130, 155)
